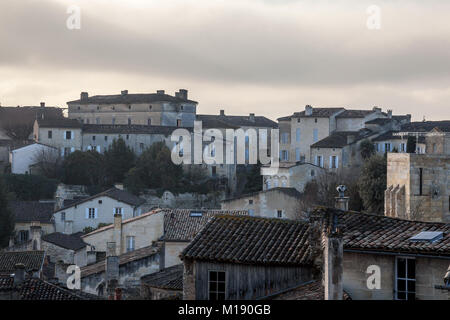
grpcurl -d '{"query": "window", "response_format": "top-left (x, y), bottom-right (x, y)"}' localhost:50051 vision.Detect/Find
top-left (92, 135), bottom-right (96, 141)
top-left (249, 199), bottom-right (253, 205)
top-left (314, 118), bottom-right (318, 123)
top-left (65, 131), bottom-right (72, 140)
top-left (280, 150), bottom-right (289, 161)
top-left (315, 155), bottom-right (323, 167)
top-left (313, 129), bottom-right (319, 142)
top-left (296, 128), bottom-right (301, 142)
top-left (87, 208), bottom-right (96, 219)
top-left (384, 143), bottom-right (391, 152)
top-left (177, 119), bottom-right (182, 127)
top-left (112, 117), bottom-right (116, 125)
top-left (297, 118), bottom-right (300, 123)
top-left (277, 210), bottom-right (283, 218)
top-left (126, 134), bottom-right (129, 140)
top-left (61, 212), bottom-right (66, 222)
top-left (114, 207), bottom-right (123, 215)
top-left (86, 119), bottom-right (90, 124)
top-left (128, 105), bottom-right (131, 110)
top-left (147, 118), bottom-right (152, 126)
top-left (96, 118), bottom-right (100, 124)
top-left (311, 169), bottom-right (315, 177)
top-left (396, 257), bottom-right (415, 300)
top-left (330, 155), bottom-right (338, 169)
top-left (126, 236), bottom-right (135, 252)
top-left (48, 130), bottom-right (52, 139)
top-left (281, 132), bottom-right (289, 144)
top-left (208, 271), bottom-right (226, 300)
top-left (18, 230), bottom-right (29, 243)
top-left (212, 166), bottom-right (217, 177)
top-left (104, 136), bottom-right (108, 141)
top-left (128, 118), bottom-right (132, 125)
top-left (266, 180), bottom-right (271, 189)
top-left (248, 209), bottom-right (254, 216)
top-left (400, 143), bottom-right (406, 152)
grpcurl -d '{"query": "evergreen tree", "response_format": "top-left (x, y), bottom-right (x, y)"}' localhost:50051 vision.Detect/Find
top-left (104, 137), bottom-right (136, 184)
top-left (0, 176), bottom-right (14, 248)
top-left (358, 155), bottom-right (387, 214)
top-left (62, 150), bottom-right (106, 186)
top-left (359, 139), bottom-right (375, 159)
top-left (406, 136), bottom-right (416, 153)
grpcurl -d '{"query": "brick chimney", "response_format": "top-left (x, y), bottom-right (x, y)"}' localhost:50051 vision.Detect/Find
top-left (13, 263), bottom-right (26, 286)
top-left (178, 89), bottom-right (188, 100)
top-left (80, 92), bottom-right (88, 101)
top-left (30, 222), bottom-right (42, 250)
top-left (106, 242), bottom-right (119, 299)
top-left (323, 210), bottom-right (344, 300)
top-left (113, 214), bottom-right (122, 255)
top-left (305, 105), bottom-right (313, 116)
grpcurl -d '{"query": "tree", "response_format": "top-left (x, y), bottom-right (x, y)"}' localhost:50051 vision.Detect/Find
top-left (358, 155), bottom-right (387, 214)
top-left (0, 176), bottom-right (14, 248)
top-left (104, 137), bottom-right (136, 184)
top-left (62, 150), bottom-right (106, 186)
top-left (242, 163), bottom-right (263, 194)
top-left (32, 148), bottom-right (64, 179)
top-left (2, 174), bottom-right (58, 200)
top-left (406, 136), bottom-right (416, 153)
top-left (359, 139), bottom-right (375, 159)
top-left (124, 142), bottom-right (182, 194)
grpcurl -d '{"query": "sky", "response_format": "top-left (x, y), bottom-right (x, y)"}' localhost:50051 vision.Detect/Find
top-left (0, 0), bottom-right (449, 121)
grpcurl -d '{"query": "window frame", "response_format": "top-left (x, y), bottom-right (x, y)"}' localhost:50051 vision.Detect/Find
top-left (395, 256), bottom-right (416, 300)
top-left (208, 270), bottom-right (226, 300)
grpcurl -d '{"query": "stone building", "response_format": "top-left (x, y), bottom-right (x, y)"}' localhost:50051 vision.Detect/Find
top-left (385, 153), bottom-right (450, 222)
top-left (67, 89), bottom-right (197, 127)
top-left (140, 264), bottom-right (183, 300)
top-left (53, 187), bottom-right (146, 234)
top-left (9, 142), bottom-right (57, 174)
top-left (261, 162), bottom-right (323, 192)
top-left (221, 188), bottom-right (301, 219)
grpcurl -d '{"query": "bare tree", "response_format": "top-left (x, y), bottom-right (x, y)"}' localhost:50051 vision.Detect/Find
top-left (32, 148), bottom-right (63, 179)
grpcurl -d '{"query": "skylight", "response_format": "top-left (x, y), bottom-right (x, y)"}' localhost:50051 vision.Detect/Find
top-left (190, 211), bottom-right (203, 217)
top-left (409, 231), bottom-right (444, 243)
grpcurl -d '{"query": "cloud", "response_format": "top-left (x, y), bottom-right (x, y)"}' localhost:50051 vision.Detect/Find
top-left (0, 0), bottom-right (449, 120)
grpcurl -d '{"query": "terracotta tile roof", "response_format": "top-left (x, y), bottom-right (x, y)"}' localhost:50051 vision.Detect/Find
top-left (42, 232), bottom-right (87, 251)
top-left (9, 201), bottom-right (54, 224)
top-left (0, 276), bottom-right (95, 300)
top-left (197, 114), bottom-right (277, 129)
top-left (55, 187), bottom-right (145, 212)
top-left (314, 207), bottom-right (450, 257)
top-left (141, 264), bottom-right (183, 290)
top-left (162, 209), bottom-right (248, 242)
top-left (0, 251), bottom-right (45, 274)
top-left (80, 244), bottom-right (161, 278)
top-left (267, 280), bottom-right (351, 300)
top-left (67, 92), bottom-right (197, 104)
top-left (181, 215), bottom-right (314, 266)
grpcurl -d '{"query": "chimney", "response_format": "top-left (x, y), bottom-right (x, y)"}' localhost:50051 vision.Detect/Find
top-left (387, 110), bottom-right (392, 119)
top-left (121, 90), bottom-right (128, 95)
top-left (30, 222), bottom-right (42, 250)
top-left (64, 221), bottom-right (73, 235)
top-left (156, 90), bottom-right (165, 95)
top-left (178, 89), bottom-right (188, 100)
top-left (305, 105), bottom-right (313, 116)
top-left (335, 185), bottom-right (349, 211)
top-left (80, 92), bottom-right (89, 101)
top-left (106, 242), bottom-right (119, 299)
top-left (113, 214), bottom-right (122, 255)
top-left (372, 106), bottom-right (381, 113)
top-left (87, 250), bottom-right (97, 265)
top-left (54, 196), bottom-right (64, 211)
top-left (13, 263), bottom-right (26, 286)
top-left (219, 109), bottom-right (225, 116)
top-left (40, 102), bottom-right (45, 107)
top-left (323, 210), bottom-right (344, 300)
top-left (249, 113), bottom-right (255, 122)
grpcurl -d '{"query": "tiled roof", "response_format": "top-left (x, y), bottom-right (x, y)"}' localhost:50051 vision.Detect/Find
top-left (400, 121), bottom-right (450, 133)
top-left (36, 118), bottom-right (83, 128)
top-left (196, 114), bottom-right (277, 129)
top-left (67, 92), bottom-right (197, 104)
top-left (82, 124), bottom-right (192, 135)
top-left (335, 110), bottom-right (375, 118)
top-left (0, 107), bottom-right (63, 126)
top-left (81, 244), bottom-right (161, 278)
top-left (9, 201), bottom-right (54, 224)
top-left (222, 187), bottom-right (301, 203)
top-left (310, 129), bottom-right (372, 148)
top-left (314, 207), bottom-right (450, 257)
top-left (163, 209), bottom-right (248, 242)
top-left (372, 130), bottom-right (425, 143)
top-left (293, 108), bottom-right (344, 118)
top-left (0, 251), bottom-right (45, 273)
top-left (267, 280), bottom-right (351, 300)
top-left (0, 276), bottom-right (94, 300)
top-left (181, 215), bottom-right (314, 266)
top-left (141, 264), bottom-right (183, 290)
top-left (42, 232), bottom-right (87, 251)
top-left (55, 187), bottom-right (145, 212)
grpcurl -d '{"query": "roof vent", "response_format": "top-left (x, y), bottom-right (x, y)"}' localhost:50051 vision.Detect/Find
top-left (409, 231), bottom-right (444, 243)
top-left (190, 211), bottom-right (203, 217)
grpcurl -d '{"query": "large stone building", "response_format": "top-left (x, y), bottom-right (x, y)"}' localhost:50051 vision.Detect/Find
top-left (67, 89), bottom-right (198, 127)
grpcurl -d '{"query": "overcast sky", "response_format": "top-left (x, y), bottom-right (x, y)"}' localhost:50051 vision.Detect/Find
top-left (0, 0), bottom-right (449, 121)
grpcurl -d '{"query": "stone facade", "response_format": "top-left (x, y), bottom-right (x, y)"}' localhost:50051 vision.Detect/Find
top-left (261, 162), bottom-right (323, 192)
top-left (385, 153), bottom-right (450, 222)
top-left (164, 242), bottom-right (190, 268)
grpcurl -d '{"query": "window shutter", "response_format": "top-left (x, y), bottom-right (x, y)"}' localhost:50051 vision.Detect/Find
top-left (336, 156), bottom-right (339, 168)
top-left (71, 131), bottom-right (74, 140)
top-left (70, 147), bottom-right (75, 153)
top-left (63, 132), bottom-right (66, 140)
top-left (61, 148), bottom-right (65, 157)
top-left (329, 156), bottom-right (332, 168)
top-left (85, 208), bottom-right (89, 219)
top-left (94, 208), bottom-right (98, 219)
